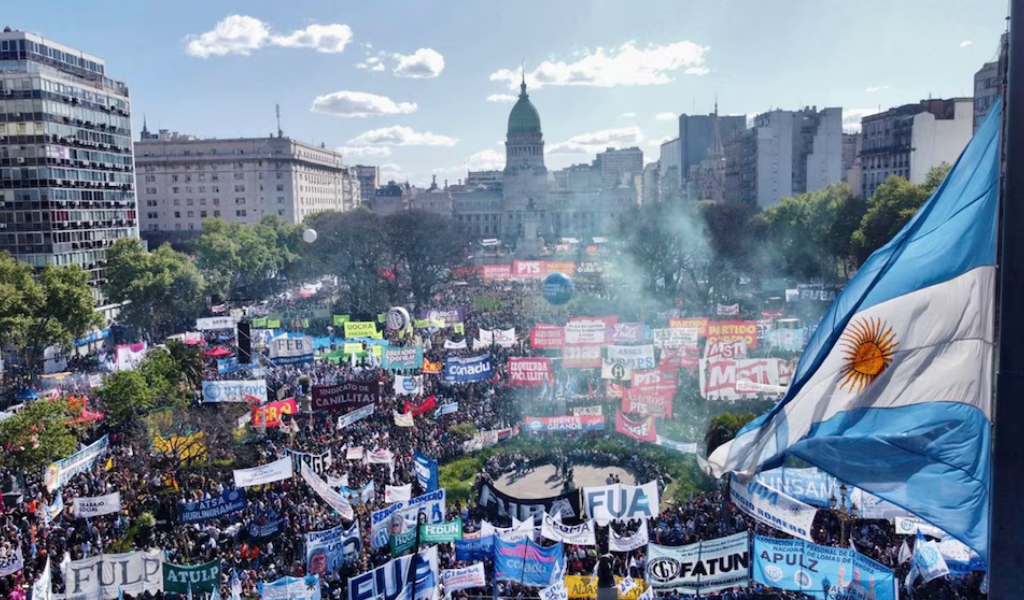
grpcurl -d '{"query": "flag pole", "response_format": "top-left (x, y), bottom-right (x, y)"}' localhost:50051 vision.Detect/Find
top-left (990, 2), bottom-right (1024, 597)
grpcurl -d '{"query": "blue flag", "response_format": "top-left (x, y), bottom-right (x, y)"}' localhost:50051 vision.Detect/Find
top-left (413, 451), bottom-right (439, 493)
top-left (710, 99), bottom-right (1001, 563)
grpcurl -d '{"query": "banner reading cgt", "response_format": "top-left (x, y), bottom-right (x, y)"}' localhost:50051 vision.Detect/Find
top-left (444, 355), bottom-right (493, 383)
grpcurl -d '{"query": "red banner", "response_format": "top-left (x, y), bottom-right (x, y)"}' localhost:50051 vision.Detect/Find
top-left (660, 345), bottom-right (700, 369)
top-left (403, 395), bottom-right (437, 417)
top-left (706, 320), bottom-right (759, 349)
top-left (508, 357), bottom-right (552, 386)
top-left (252, 398), bottom-right (297, 429)
top-left (631, 368), bottom-right (679, 393)
top-left (482, 264), bottom-right (512, 281)
top-left (703, 339), bottom-right (748, 360)
top-left (615, 410), bottom-right (657, 442)
top-left (530, 324), bottom-right (565, 348)
top-left (562, 344), bottom-right (602, 369)
top-left (422, 358), bottom-right (442, 374)
top-left (513, 260), bottom-right (546, 280)
top-left (622, 387), bottom-right (674, 418)
top-left (669, 317), bottom-right (709, 336)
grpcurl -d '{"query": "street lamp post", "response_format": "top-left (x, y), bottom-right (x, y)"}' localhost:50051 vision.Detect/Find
top-left (829, 483), bottom-right (859, 547)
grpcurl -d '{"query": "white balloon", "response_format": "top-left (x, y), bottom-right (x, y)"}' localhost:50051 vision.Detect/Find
top-left (302, 228), bottom-right (318, 244)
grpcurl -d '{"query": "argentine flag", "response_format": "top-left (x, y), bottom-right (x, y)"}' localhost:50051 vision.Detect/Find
top-left (710, 100), bottom-right (1001, 562)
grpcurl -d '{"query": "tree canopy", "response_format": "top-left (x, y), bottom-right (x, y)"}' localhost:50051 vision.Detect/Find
top-left (0, 398), bottom-right (79, 472)
top-left (0, 252), bottom-right (100, 375)
top-left (193, 215), bottom-right (302, 302)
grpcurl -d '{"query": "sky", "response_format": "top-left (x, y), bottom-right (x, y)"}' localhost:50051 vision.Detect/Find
top-left (6, 0), bottom-right (1008, 185)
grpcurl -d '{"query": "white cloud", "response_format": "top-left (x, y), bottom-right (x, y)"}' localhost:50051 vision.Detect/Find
top-left (960, 40), bottom-right (973, 48)
top-left (654, 112), bottom-right (677, 121)
top-left (490, 40), bottom-right (709, 89)
top-left (865, 85), bottom-right (890, 93)
top-left (271, 24), bottom-right (352, 53)
top-left (685, 66), bottom-right (710, 76)
top-left (185, 15), bottom-right (270, 57)
top-left (186, 15), bottom-right (353, 57)
top-left (647, 135), bottom-right (673, 148)
top-left (337, 145), bottom-right (392, 157)
top-left (347, 125), bottom-right (458, 147)
top-left (356, 56), bottom-right (385, 71)
top-left (379, 163), bottom-right (406, 181)
top-left (487, 94), bottom-right (517, 103)
top-left (842, 108), bottom-right (881, 133)
top-left (547, 126), bottom-right (644, 155)
top-left (393, 48), bottom-right (446, 79)
top-left (311, 91), bottom-right (417, 118)
top-left (466, 149), bottom-right (505, 171)
top-left (621, 112), bottom-right (637, 118)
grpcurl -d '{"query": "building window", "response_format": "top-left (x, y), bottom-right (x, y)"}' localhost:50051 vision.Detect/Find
top-left (213, 198), bottom-right (220, 206)
top-left (234, 185), bottom-right (245, 192)
top-left (146, 211), bottom-right (158, 219)
top-left (236, 209), bottom-right (247, 217)
top-left (200, 198), bottom-right (207, 205)
top-left (212, 186), bottom-right (219, 193)
top-left (172, 175), bottom-right (179, 183)
top-left (187, 210), bottom-right (194, 218)
top-left (214, 210), bottom-right (221, 217)
top-left (188, 223), bottom-right (195, 230)
top-left (175, 224), bottom-right (182, 230)
top-left (172, 187), bottom-right (180, 194)
top-left (276, 172), bottom-right (283, 179)
top-left (146, 200), bottom-right (157, 207)
top-left (278, 209), bottom-right (285, 216)
top-left (235, 198), bottom-right (245, 205)
top-left (144, 175), bottom-right (156, 183)
top-left (211, 175), bottom-right (219, 182)
top-left (277, 197), bottom-right (284, 204)
top-left (173, 199), bottom-right (180, 206)
top-left (174, 211), bottom-right (181, 218)
top-left (201, 210), bottom-right (208, 218)
top-left (234, 173), bottom-right (244, 180)
top-left (276, 184), bottom-right (284, 192)
top-left (186, 198), bottom-right (194, 206)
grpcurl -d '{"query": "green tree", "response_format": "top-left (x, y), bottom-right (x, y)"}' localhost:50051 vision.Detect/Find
top-left (0, 398), bottom-right (79, 472)
top-left (105, 239), bottom-right (206, 340)
top-left (761, 184), bottom-right (864, 281)
top-left (165, 339), bottom-right (205, 391)
top-left (96, 370), bottom-right (157, 427)
top-left (303, 209), bottom-right (398, 312)
top-left (384, 210), bottom-right (471, 309)
top-left (704, 412), bottom-right (756, 455)
top-left (194, 216), bottom-right (301, 302)
top-left (0, 253), bottom-right (100, 375)
top-left (851, 165), bottom-right (951, 264)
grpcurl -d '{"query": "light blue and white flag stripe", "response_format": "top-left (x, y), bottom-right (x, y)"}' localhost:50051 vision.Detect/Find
top-left (710, 99), bottom-right (1001, 562)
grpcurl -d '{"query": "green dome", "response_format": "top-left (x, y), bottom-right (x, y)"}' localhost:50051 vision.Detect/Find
top-left (507, 82), bottom-right (542, 135)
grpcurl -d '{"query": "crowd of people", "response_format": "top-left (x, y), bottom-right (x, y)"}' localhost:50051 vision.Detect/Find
top-left (0, 277), bottom-right (987, 600)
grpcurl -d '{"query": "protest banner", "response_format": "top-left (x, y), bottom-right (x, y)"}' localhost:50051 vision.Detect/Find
top-left (262, 575), bottom-right (322, 600)
top-left (541, 514), bottom-right (596, 545)
top-left (178, 489), bottom-right (247, 523)
top-left (606, 345), bottom-right (656, 370)
top-left (162, 559), bottom-right (221, 594)
top-left (653, 328), bottom-right (699, 349)
top-left (347, 546), bottom-right (439, 600)
top-left (609, 520), bottom-right (649, 552)
top-left (482, 264), bottom-right (513, 281)
top-left (565, 576), bottom-right (646, 600)
top-left (233, 457), bottom-right (293, 488)
top-left (344, 321), bottom-right (380, 339)
top-left (370, 489), bottom-right (447, 549)
top-left (607, 322), bottom-right (646, 344)
top-left (476, 482), bottom-right (584, 522)
top-left (562, 345), bottom-right (602, 368)
top-left (0, 547), bottom-right (22, 578)
top-left (730, 476), bottom-right (817, 541)
top-left (202, 379), bottom-right (268, 404)
top-left (571, 405), bottom-right (602, 416)
top-left (62, 550), bottom-right (164, 599)
top-left (582, 481), bottom-right (660, 521)
top-left (706, 320), bottom-right (759, 348)
top-left (565, 320), bottom-right (607, 345)
top-left (668, 317), bottom-right (709, 336)
top-left (44, 434), bottom-right (108, 492)
top-left (509, 357), bottom-right (552, 386)
top-left (337, 404), bottom-right (374, 429)
top-left (646, 532), bottom-right (749, 594)
top-left (251, 398), bottom-right (297, 429)
top-left (699, 358), bottom-right (786, 400)
top-left (195, 316), bottom-right (237, 330)
top-left (622, 387), bottom-right (674, 418)
top-left (494, 537), bottom-right (564, 587)
top-left (306, 523), bottom-right (362, 575)
top-left (285, 449), bottom-right (332, 477)
top-left (441, 563), bottom-right (486, 593)
top-left (403, 395), bottom-right (436, 417)
top-left (72, 492), bottom-right (121, 518)
top-left (393, 375), bottom-right (424, 396)
top-left (444, 355), bottom-right (493, 383)
top-left (268, 335), bottom-right (314, 365)
top-left (311, 382), bottom-right (378, 412)
top-left (523, 415), bottom-right (605, 433)
top-left (382, 346), bottom-right (424, 370)
top-left (513, 260), bottom-right (546, 280)
top-left (703, 339), bottom-right (748, 360)
top-left (751, 535), bottom-right (897, 600)
top-left (615, 411), bottom-right (657, 443)
top-left (300, 461), bottom-right (354, 520)
top-left (413, 451), bottom-right (439, 492)
top-left (531, 324), bottom-right (565, 348)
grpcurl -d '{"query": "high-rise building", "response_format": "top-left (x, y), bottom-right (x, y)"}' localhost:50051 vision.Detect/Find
top-left (659, 138), bottom-right (682, 201)
top-left (135, 131), bottom-right (360, 245)
top-left (677, 111), bottom-right (747, 189)
top-left (354, 165), bottom-right (379, 204)
top-left (859, 98), bottom-right (972, 199)
top-left (642, 162), bottom-right (660, 205)
top-left (722, 107), bottom-right (842, 206)
top-left (972, 33), bottom-right (1007, 133)
top-left (595, 146), bottom-right (643, 189)
top-left (0, 27), bottom-right (137, 301)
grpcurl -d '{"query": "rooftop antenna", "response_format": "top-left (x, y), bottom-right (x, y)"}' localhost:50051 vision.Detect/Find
top-left (276, 103), bottom-right (283, 138)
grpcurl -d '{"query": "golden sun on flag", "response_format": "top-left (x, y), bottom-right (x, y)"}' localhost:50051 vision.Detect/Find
top-left (838, 316), bottom-right (899, 393)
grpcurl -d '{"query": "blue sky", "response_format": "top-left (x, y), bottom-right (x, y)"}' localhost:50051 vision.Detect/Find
top-left (7, 0), bottom-right (1008, 185)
